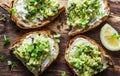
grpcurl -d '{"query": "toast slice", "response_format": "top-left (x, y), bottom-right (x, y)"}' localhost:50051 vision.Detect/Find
top-left (10, 0), bottom-right (65, 29)
top-left (9, 30), bottom-right (59, 76)
top-left (67, 0), bottom-right (110, 36)
top-left (65, 35), bottom-right (113, 76)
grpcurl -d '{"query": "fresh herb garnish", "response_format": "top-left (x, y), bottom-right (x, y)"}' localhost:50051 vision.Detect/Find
top-left (0, 55), bottom-right (5, 61)
top-left (61, 72), bottom-right (66, 76)
top-left (10, 8), bottom-right (16, 14)
top-left (8, 60), bottom-right (12, 66)
top-left (2, 35), bottom-right (10, 45)
top-left (7, 60), bottom-right (17, 71)
top-left (54, 34), bottom-right (61, 43)
top-left (112, 33), bottom-right (120, 39)
top-left (0, 14), bottom-right (7, 22)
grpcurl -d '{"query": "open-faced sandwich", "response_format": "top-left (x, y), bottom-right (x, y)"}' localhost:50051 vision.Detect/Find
top-left (67, 0), bottom-right (110, 36)
top-left (65, 35), bottom-right (113, 76)
top-left (9, 30), bottom-right (59, 76)
top-left (10, 0), bottom-right (65, 29)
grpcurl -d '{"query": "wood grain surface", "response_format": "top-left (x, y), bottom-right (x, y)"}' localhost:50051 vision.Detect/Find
top-left (0, 0), bottom-right (120, 76)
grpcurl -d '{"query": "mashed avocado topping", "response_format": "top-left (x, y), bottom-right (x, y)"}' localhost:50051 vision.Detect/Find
top-left (24, 0), bottom-right (60, 20)
top-left (13, 34), bottom-right (53, 74)
top-left (14, 0), bottom-right (60, 21)
top-left (67, 0), bottom-right (104, 28)
top-left (68, 38), bottom-right (106, 76)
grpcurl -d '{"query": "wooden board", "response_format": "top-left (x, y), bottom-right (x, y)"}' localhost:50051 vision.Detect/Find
top-left (0, 0), bottom-right (120, 76)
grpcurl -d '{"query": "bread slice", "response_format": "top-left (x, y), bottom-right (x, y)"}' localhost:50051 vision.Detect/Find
top-left (9, 30), bottom-right (59, 76)
top-left (65, 35), bottom-right (113, 76)
top-left (10, 0), bottom-right (65, 29)
top-left (67, 0), bottom-right (110, 36)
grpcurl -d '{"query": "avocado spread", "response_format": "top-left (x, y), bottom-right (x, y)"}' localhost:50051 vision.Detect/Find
top-left (69, 40), bottom-right (106, 76)
top-left (14, 0), bottom-right (60, 21)
top-left (67, 0), bottom-right (104, 28)
top-left (13, 34), bottom-right (52, 75)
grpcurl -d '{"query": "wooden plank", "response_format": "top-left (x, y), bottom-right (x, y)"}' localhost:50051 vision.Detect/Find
top-left (0, 0), bottom-right (120, 76)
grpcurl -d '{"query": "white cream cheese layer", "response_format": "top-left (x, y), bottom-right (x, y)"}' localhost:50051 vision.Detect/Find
top-left (15, 0), bottom-right (28, 20)
top-left (69, 38), bottom-right (92, 53)
top-left (42, 37), bottom-right (56, 68)
top-left (14, 0), bottom-right (60, 26)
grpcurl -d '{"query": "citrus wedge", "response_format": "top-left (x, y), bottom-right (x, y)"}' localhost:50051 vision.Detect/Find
top-left (100, 24), bottom-right (120, 51)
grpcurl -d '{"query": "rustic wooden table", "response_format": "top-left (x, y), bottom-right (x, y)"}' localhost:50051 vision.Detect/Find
top-left (0, 0), bottom-right (120, 76)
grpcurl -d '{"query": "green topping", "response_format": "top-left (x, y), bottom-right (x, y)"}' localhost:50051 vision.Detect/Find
top-left (0, 14), bottom-right (7, 22)
top-left (13, 34), bottom-right (51, 74)
top-left (53, 34), bottom-right (61, 38)
top-left (61, 72), bottom-right (66, 76)
top-left (69, 42), bottom-right (106, 76)
top-left (8, 60), bottom-right (13, 66)
top-left (24, 0), bottom-right (60, 20)
top-left (7, 60), bottom-right (17, 71)
top-left (0, 55), bottom-right (5, 61)
top-left (54, 34), bottom-right (61, 43)
top-left (67, 0), bottom-right (103, 28)
top-left (112, 33), bottom-right (120, 39)
top-left (10, 8), bottom-right (16, 14)
top-left (2, 35), bottom-right (10, 45)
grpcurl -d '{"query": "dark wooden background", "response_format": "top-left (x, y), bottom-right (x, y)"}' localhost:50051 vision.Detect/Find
top-left (0, 0), bottom-right (120, 76)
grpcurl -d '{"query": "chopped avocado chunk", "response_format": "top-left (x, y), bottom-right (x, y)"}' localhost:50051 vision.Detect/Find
top-left (69, 42), bottom-right (106, 76)
top-left (54, 34), bottom-right (61, 43)
top-left (67, 0), bottom-right (104, 28)
top-left (13, 34), bottom-right (52, 75)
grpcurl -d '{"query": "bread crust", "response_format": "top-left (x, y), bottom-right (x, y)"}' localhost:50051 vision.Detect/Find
top-left (9, 30), bottom-right (59, 76)
top-left (10, 0), bottom-right (65, 29)
top-left (68, 0), bottom-right (110, 36)
top-left (65, 35), bottom-right (113, 76)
